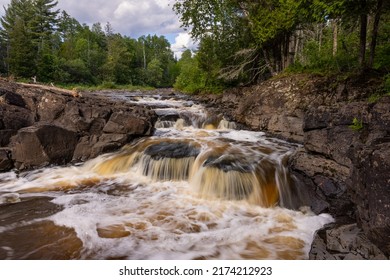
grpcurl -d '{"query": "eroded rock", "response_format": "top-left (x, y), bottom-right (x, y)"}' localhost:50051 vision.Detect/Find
top-left (10, 124), bottom-right (78, 169)
top-left (0, 79), bottom-right (157, 170)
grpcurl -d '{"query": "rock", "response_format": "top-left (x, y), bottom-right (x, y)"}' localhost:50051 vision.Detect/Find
top-left (10, 125), bottom-right (78, 170)
top-left (193, 73), bottom-right (389, 259)
top-left (350, 142), bottom-right (390, 256)
top-left (0, 193), bottom-right (21, 204)
top-left (0, 89), bottom-right (26, 107)
top-left (103, 111), bottom-right (151, 135)
top-left (144, 141), bottom-right (200, 160)
top-left (290, 150), bottom-right (350, 182)
top-left (267, 115), bottom-right (304, 142)
top-left (0, 129), bottom-right (17, 146)
top-left (0, 79), bottom-right (158, 169)
top-left (0, 103), bottom-right (34, 130)
top-left (309, 224), bottom-right (388, 260)
top-left (72, 135), bottom-right (99, 162)
top-left (36, 92), bottom-right (67, 122)
top-left (0, 148), bottom-right (13, 172)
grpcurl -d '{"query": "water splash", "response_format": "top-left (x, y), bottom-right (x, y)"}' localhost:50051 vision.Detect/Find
top-left (0, 92), bottom-right (333, 260)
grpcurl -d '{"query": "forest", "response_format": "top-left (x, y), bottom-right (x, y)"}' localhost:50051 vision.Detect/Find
top-left (0, 0), bottom-right (179, 88)
top-left (1, 0), bottom-right (390, 93)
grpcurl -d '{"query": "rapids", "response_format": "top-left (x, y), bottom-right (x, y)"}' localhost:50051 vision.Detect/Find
top-left (0, 91), bottom-right (333, 260)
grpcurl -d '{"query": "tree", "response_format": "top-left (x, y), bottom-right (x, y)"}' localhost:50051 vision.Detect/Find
top-left (8, 16), bottom-right (35, 77)
top-left (101, 34), bottom-right (133, 84)
top-left (0, 0), bottom-right (35, 75)
top-left (146, 58), bottom-right (163, 87)
top-left (174, 49), bottom-right (206, 93)
top-left (174, 0), bottom-right (311, 79)
top-left (30, 0), bottom-right (59, 52)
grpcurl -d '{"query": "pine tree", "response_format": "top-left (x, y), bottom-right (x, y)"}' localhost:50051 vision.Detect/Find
top-left (30, 0), bottom-right (59, 52)
top-left (8, 16), bottom-right (35, 77)
top-left (0, 0), bottom-right (35, 76)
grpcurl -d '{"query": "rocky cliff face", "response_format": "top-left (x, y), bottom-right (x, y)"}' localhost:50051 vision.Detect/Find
top-left (295, 97), bottom-right (390, 259)
top-left (0, 79), bottom-right (157, 171)
top-left (194, 73), bottom-right (390, 259)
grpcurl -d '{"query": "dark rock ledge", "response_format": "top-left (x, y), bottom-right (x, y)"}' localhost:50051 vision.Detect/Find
top-left (193, 73), bottom-right (390, 259)
top-left (0, 79), bottom-right (157, 171)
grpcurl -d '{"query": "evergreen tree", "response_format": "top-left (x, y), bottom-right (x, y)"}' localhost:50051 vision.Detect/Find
top-left (0, 0), bottom-right (34, 76)
top-left (30, 0), bottom-right (59, 51)
top-left (8, 16), bottom-right (35, 77)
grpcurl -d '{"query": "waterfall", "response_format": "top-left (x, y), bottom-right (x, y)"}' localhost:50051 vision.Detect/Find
top-left (0, 91), bottom-right (333, 260)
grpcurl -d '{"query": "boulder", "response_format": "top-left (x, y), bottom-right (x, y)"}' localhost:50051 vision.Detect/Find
top-left (0, 89), bottom-right (26, 107)
top-left (0, 148), bottom-right (13, 172)
top-left (0, 104), bottom-right (34, 130)
top-left (0, 130), bottom-right (17, 146)
top-left (10, 125), bottom-right (78, 170)
top-left (103, 111), bottom-right (150, 135)
top-left (0, 79), bottom-right (158, 169)
top-left (350, 142), bottom-right (390, 256)
top-left (310, 224), bottom-right (388, 260)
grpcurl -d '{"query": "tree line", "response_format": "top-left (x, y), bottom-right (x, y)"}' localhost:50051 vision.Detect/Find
top-left (1, 1), bottom-right (389, 93)
top-left (0, 0), bottom-right (178, 87)
top-left (173, 0), bottom-right (390, 93)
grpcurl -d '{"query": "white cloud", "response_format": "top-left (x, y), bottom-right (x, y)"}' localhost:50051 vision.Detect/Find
top-left (0, 0), bottom-right (183, 38)
top-left (171, 32), bottom-right (198, 59)
top-left (0, 0), bottom-right (191, 57)
top-left (114, 1), bottom-right (151, 19)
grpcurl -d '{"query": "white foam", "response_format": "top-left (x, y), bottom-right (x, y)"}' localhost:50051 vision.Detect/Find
top-left (0, 93), bottom-right (333, 259)
top-left (46, 176), bottom-right (333, 259)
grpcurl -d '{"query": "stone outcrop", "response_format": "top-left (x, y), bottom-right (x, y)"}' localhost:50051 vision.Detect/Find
top-left (309, 223), bottom-right (387, 260)
top-left (0, 79), bottom-right (157, 171)
top-left (292, 96), bottom-right (390, 258)
top-left (194, 72), bottom-right (390, 259)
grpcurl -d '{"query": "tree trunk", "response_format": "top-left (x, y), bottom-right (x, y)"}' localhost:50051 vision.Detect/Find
top-left (318, 23), bottom-right (323, 52)
top-left (359, 2), bottom-right (368, 67)
top-left (369, 0), bottom-right (383, 68)
top-left (262, 48), bottom-right (277, 76)
top-left (294, 30), bottom-right (301, 62)
top-left (282, 34), bottom-right (289, 69)
top-left (332, 19), bottom-right (338, 56)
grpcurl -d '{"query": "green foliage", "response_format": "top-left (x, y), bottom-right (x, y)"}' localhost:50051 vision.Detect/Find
top-left (384, 74), bottom-right (390, 93)
top-left (0, 1), bottom-right (178, 88)
top-left (173, 49), bottom-right (223, 94)
top-left (98, 81), bottom-right (118, 89)
top-left (373, 12), bottom-right (390, 70)
top-left (349, 117), bottom-right (364, 131)
top-left (146, 58), bottom-right (164, 87)
top-left (294, 35), bottom-right (359, 75)
top-left (174, 50), bottom-right (206, 94)
top-left (2, 0), bottom-right (389, 93)
top-left (8, 17), bottom-right (36, 77)
top-left (173, 0), bottom-right (390, 90)
top-left (57, 58), bottom-right (94, 84)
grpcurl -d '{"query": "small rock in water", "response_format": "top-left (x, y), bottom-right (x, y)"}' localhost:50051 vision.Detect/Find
top-left (0, 193), bottom-right (21, 204)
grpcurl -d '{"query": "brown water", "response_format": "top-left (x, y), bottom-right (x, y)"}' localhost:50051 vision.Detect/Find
top-left (0, 92), bottom-right (333, 259)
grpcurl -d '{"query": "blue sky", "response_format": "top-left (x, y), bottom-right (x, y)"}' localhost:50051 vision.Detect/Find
top-left (0, 0), bottom-right (197, 57)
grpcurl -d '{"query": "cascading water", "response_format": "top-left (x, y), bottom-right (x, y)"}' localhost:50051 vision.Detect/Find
top-left (0, 92), bottom-right (333, 260)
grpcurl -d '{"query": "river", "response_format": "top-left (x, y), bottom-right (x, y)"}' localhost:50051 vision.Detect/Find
top-left (0, 91), bottom-right (332, 259)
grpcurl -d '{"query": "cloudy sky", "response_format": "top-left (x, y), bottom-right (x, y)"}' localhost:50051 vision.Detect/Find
top-left (0, 0), bottom-right (197, 57)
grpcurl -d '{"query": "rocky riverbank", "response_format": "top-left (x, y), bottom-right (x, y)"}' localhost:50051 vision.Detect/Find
top-left (0, 79), bottom-right (157, 171)
top-left (193, 72), bottom-right (390, 259)
top-left (1, 74), bottom-right (388, 260)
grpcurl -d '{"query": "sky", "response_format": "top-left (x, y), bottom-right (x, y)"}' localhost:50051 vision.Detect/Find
top-left (0, 0), bottom-right (197, 58)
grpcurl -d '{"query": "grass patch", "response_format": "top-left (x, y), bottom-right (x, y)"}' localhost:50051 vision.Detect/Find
top-left (55, 83), bottom-right (155, 92)
top-left (349, 117), bottom-right (363, 131)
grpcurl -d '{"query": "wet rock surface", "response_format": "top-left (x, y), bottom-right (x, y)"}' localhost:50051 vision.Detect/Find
top-left (0, 79), bottom-right (157, 171)
top-left (309, 223), bottom-right (388, 260)
top-left (144, 141), bottom-right (200, 160)
top-left (194, 73), bottom-right (390, 259)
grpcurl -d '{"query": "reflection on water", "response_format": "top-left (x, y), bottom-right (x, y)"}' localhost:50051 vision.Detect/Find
top-left (0, 92), bottom-right (333, 259)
